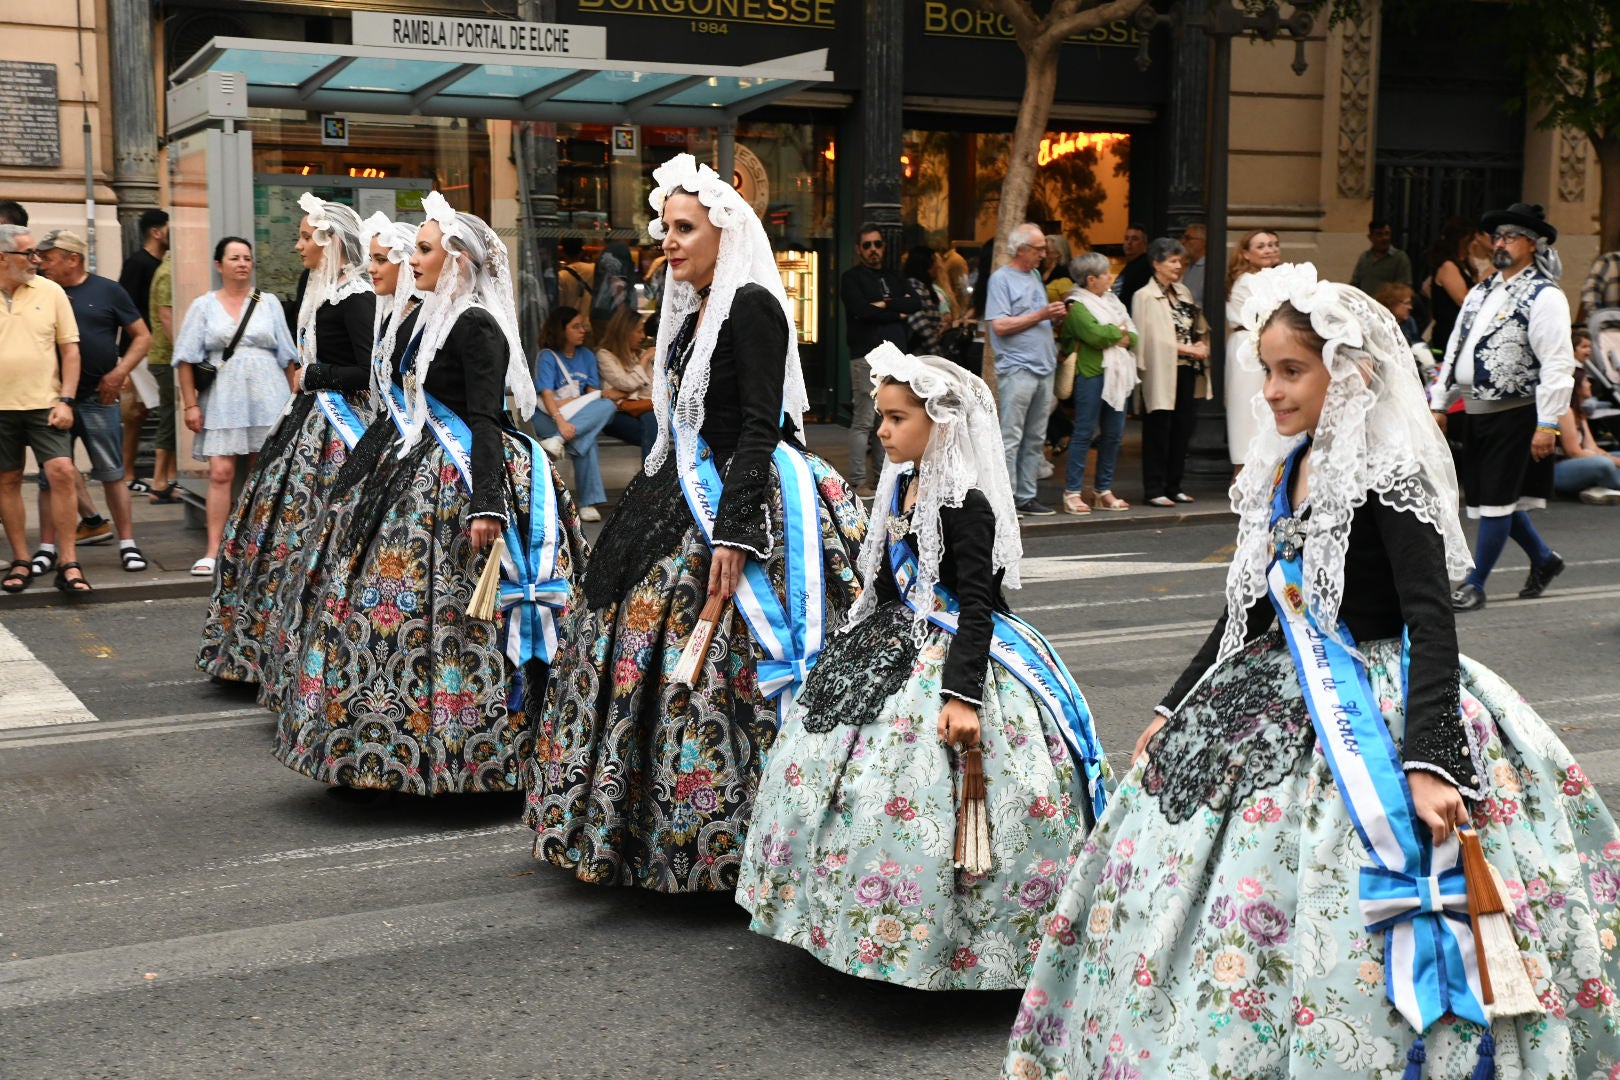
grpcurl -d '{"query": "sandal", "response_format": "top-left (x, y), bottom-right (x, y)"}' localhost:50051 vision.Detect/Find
top-left (121, 545), bottom-right (149, 572)
top-left (54, 561), bottom-right (92, 594)
top-left (1095, 490), bottom-right (1131, 511)
top-left (2, 560), bottom-right (34, 593)
top-left (1147, 495), bottom-right (1176, 507)
top-left (150, 482), bottom-right (181, 505)
top-left (191, 556), bottom-right (217, 577)
top-left (30, 548), bottom-right (57, 576)
top-left (128, 478), bottom-right (154, 494)
top-left (1172, 492), bottom-right (1196, 503)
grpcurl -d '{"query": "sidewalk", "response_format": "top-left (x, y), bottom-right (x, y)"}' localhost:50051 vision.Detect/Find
top-left (0, 421), bottom-right (1236, 609)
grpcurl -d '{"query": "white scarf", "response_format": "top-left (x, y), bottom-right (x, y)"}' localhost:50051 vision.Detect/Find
top-left (1071, 286), bottom-right (1140, 411)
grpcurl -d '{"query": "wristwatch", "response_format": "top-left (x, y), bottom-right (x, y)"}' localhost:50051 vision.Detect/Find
top-left (58, 396), bottom-right (75, 406)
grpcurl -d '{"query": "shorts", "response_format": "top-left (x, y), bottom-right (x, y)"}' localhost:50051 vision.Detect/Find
top-left (121, 381), bottom-right (147, 423)
top-left (37, 401), bottom-right (124, 487)
top-left (0, 408), bottom-right (74, 473)
top-left (153, 365), bottom-right (176, 453)
top-left (1460, 402), bottom-right (1555, 517)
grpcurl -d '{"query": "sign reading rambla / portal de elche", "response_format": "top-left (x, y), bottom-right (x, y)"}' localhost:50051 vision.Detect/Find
top-left (351, 11), bottom-right (608, 59)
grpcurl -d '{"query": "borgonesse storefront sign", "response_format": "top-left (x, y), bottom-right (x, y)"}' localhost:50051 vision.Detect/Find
top-left (353, 11), bottom-right (608, 59)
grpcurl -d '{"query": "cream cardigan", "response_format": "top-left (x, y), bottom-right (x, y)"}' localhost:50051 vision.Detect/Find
top-left (1131, 276), bottom-right (1211, 413)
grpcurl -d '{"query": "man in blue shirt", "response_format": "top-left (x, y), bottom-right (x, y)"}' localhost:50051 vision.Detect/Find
top-left (986, 223), bottom-right (1067, 515)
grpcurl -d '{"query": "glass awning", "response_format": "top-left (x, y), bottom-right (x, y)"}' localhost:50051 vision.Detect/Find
top-left (170, 37), bottom-right (831, 126)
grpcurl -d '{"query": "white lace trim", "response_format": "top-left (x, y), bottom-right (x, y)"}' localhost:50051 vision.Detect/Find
top-left (360, 213), bottom-right (418, 340)
top-left (292, 195), bottom-right (372, 371)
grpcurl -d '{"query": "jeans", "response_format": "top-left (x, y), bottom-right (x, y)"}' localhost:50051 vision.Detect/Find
top-left (847, 354), bottom-right (882, 486)
top-left (1141, 365), bottom-right (1200, 500)
top-left (998, 367), bottom-right (1055, 503)
top-left (1554, 453), bottom-right (1620, 495)
top-left (1063, 371), bottom-right (1125, 495)
top-left (602, 407), bottom-right (658, 460)
top-left (533, 397), bottom-right (617, 506)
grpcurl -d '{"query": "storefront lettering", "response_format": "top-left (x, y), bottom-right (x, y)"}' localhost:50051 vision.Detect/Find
top-left (577, 0), bottom-right (836, 29)
top-left (921, 1), bottom-right (1138, 47)
top-left (1038, 131), bottom-right (1126, 166)
top-left (353, 12), bottom-right (608, 58)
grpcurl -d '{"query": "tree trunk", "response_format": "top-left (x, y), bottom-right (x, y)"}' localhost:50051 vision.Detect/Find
top-left (993, 40), bottom-right (1061, 272)
top-left (1597, 133), bottom-right (1620, 252)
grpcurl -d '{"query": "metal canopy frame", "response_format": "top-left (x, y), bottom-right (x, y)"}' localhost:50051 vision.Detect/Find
top-left (170, 36), bottom-right (832, 127)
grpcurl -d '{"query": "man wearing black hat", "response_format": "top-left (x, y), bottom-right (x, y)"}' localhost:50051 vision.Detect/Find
top-left (1430, 202), bottom-right (1576, 611)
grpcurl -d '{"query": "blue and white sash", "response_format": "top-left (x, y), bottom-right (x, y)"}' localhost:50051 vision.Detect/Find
top-left (1265, 450), bottom-right (1486, 1035)
top-left (314, 390), bottom-right (367, 451)
top-left (885, 507), bottom-right (1108, 823)
top-left (678, 435), bottom-right (826, 707)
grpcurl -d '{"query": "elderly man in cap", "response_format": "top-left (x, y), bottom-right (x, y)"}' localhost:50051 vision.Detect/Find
top-left (36, 229), bottom-right (150, 573)
top-left (1431, 202), bottom-right (1575, 611)
top-left (0, 224), bottom-right (89, 593)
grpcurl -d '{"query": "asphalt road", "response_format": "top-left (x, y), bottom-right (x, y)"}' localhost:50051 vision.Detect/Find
top-left (1, 503), bottom-right (1616, 1079)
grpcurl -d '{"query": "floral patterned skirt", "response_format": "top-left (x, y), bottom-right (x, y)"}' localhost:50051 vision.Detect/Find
top-left (198, 395), bottom-right (370, 684)
top-left (735, 602), bottom-right (1094, 990)
top-left (522, 454), bottom-right (865, 892)
top-left (270, 422), bottom-right (586, 796)
top-left (1004, 632), bottom-right (1620, 1080)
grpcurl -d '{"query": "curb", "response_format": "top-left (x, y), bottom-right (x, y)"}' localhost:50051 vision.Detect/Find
top-left (0, 576), bottom-right (213, 611)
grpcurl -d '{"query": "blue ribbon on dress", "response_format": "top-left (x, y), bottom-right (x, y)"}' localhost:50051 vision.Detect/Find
top-left (885, 483), bottom-right (1108, 824)
top-left (313, 390), bottom-right (367, 451)
top-left (677, 434), bottom-right (826, 707)
top-left (1264, 447), bottom-right (1487, 1037)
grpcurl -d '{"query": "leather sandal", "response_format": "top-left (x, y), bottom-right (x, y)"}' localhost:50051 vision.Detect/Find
top-left (150, 482), bottom-right (181, 504)
top-left (54, 561), bottom-right (92, 594)
top-left (2, 560), bottom-right (34, 593)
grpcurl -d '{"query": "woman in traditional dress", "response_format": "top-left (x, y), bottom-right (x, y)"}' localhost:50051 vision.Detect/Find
top-left (523, 153), bottom-right (866, 892)
top-left (272, 192), bottom-right (585, 796)
top-left (197, 195), bottom-right (374, 684)
top-left (737, 345), bottom-right (1108, 989)
top-left (1005, 264), bottom-right (1620, 1080)
top-left (1224, 228), bottom-right (1283, 475)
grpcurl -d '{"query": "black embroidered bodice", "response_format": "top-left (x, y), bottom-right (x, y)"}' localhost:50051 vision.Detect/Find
top-left (299, 291), bottom-right (376, 394)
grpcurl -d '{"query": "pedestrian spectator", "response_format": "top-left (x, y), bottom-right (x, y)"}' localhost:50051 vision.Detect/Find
top-left (986, 222), bottom-right (1066, 516)
top-left (531, 305), bottom-right (615, 521)
top-left (1578, 244), bottom-right (1620, 323)
top-left (1134, 236), bottom-right (1210, 507)
top-left (903, 245), bottom-right (948, 354)
top-left (172, 236), bottom-right (296, 575)
top-left (588, 240), bottom-right (637, 338)
top-left (1224, 228), bottom-right (1282, 472)
top-left (1423, 217), bottom-right (1486, 353)
top-left (556, 235), bottom-right (594, 312)
top-left (1430, 202), bottom-right (1574, 611)
top-left (1179, 222), bottom-right (1208, 302)
top-left (841, 221), bottom-right (919, 495)
top-left (1349, 218), bottom-right (1413, 296)
top-left (0, 224), bottom-right (89, 594)
top-left (1554, 369), bottom-right (1620, 503)
top-left (1059, 251), bottom-right (1137, 515)
top-left (142, 254), bottom-right (179, 504)
top-left (117, 209), bottom-right (168, 495)
top-left (34, 229), bottom-right (150, 573)
top-left (1042, 234), bottom-right (1074, 300)
top-left (0, 200), bottom-right (25, 226)
top-left (1374, 282), bottom-right (1421, 343)
top-left (941, 244), bottom-right (971, 314)
top-left (591, 304), bottom-right (659, 459)
top-left (1112, 222), bottom-right (1152, 308)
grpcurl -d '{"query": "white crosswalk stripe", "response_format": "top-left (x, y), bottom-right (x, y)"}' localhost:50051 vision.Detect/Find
top-left (0, 622), bottom-right (97, 730)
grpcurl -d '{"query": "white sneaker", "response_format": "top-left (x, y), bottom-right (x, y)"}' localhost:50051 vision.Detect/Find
top-left (1036, 458), bottom-right (1055, 480)
top-left (1579, 486), bottom-right (1620, 505)
top-left (540, 436), bottom-right (566, 460)
top-left (580, 505), bottom-right (601, 522)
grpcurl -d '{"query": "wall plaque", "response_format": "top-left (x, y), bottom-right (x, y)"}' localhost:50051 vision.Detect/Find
top-left (0, 61), bottom-right (61, 169)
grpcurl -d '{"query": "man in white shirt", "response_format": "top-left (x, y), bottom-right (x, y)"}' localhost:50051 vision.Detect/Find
top-left (1430, 202), bottom-right (1575, 611)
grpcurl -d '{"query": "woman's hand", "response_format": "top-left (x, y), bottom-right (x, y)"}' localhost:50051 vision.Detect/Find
top-left (557, 418), bottom-right (578, 442)
top-left (1408, 770), bottom-right (1469, 845)
top-left (936, 697), bottom-right (981, 748)
top-left (708, 546), bottom-right (746, 600)
top-left (289, 366), bottom-right (302, 393)
top-left (1131, 712), bottom-right (1168, 766)
top-left (469, 516), bottom-right (502, 552)
top-left (184, 404), bottom-right (204, 434)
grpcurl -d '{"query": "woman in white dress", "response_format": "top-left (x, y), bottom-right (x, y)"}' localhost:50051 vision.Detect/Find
top-left (1224, 228), bottom-right (1282, 474)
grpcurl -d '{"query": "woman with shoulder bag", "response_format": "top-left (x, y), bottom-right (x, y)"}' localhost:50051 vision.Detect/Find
top-left (1133, 237), bottom-right (1211, 507)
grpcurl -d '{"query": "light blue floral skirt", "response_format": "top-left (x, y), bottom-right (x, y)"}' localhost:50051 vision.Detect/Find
top-left (737, 606), bottom-right (1096, 990)
top-left (1004, 631), bottom-right (1620, 1080)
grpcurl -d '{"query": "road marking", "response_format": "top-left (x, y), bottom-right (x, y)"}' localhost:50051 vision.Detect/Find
top-left (0, 707), bottom-right (265, 749)
top-left (1019, 554), bottom-right (1226, 583)
top-left (0, 623), bottom-right (97, 730)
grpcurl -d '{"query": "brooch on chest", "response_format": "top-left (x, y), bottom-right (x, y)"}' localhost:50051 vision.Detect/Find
top-left (1271, 515), bottom-right (1307, 562)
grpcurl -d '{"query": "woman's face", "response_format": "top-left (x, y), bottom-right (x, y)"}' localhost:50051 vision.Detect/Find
top-left (1245, 233), bottom-right (1282, 271)
top-left (410, 221), bottom-right (448, 293)
top-left (565, 314), bottom-right (588, 350)
top-left (295, 216), bottom-right (325, 271)
top-left (1391, 297), bottom-right (1413, 322)
top-left (1153, 255), bottom-right (1184, 283)
top-left (369, 237), bottom-right (402, 296)
top-left (660, 193), bottom-right (721, 291)
top-left (875, 382), bottom-right (934, 465)
top-left (1085, 271), bottom-right (1113, 296)
top-left (1258, 321), bottom-right (1333, 438)
top-left (216, 241), bottom-right (254, 284)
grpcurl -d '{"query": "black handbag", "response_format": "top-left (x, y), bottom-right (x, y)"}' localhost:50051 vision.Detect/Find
top-left (193, 291), bottom-right (260, 395)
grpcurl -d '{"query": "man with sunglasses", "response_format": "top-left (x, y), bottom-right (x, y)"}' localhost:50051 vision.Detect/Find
top-left (0, 224), bottom-right (89, 593)
top-left (1430, 202), bottom-right (1575, 612)
top-left (841, 222), bottom-right (920, 497)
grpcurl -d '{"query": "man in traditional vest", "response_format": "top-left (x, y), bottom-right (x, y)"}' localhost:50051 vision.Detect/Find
top-left (1431, 202), bottom-right (1575, 611)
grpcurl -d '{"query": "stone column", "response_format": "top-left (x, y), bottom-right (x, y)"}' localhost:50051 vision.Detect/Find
top-left (106, 0), bottom-right (160, 258)
top-left (861, 0), bottom-right (904, 264)
top-left (1163, 9), bottom-right (1210, 233)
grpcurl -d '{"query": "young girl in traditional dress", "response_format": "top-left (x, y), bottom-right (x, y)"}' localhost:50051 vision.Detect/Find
top-left (523, 154), bottom-right (866, 891)
top-left (197, 194), bottom-right (375, 684)
top-left (737, 345), bottom-right (1108, 990)
top-left (272, 193), bottom-right (585, 796)
top-left (1005, 264), bottom-right (1620, 1079)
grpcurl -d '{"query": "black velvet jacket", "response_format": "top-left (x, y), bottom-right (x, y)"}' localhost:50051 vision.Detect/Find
top-left (298, 291), bottom-right (376, 394)
top-left (1160, 496), bottom-right (1478, 794)
top-left (878, 484), bottom-right (1008, 705)
top-left (385, 305), bottom-right (510, 521)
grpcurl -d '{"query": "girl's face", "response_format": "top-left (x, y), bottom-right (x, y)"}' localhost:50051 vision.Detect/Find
top-left (565, 314), bottom-right (588, 349)
top-left (410, 222), bottom-right (449, 293)
top-left (660, 193), bottom-right (721, 290)
top-left (1245, 233), bottom-right (1282, 271)
top-left (369, 237), bottom-right (401, 296)
top-left (216, 241), bottom-right (254, 284)
top-left (1575, 337), bottom-right (1592, 364)
top-left (1258, 321), bottom-right (1333, 438)
top-left (295, 216), bottom-right (325, 270)
top-left (876, 382), bottom-right (934, 465)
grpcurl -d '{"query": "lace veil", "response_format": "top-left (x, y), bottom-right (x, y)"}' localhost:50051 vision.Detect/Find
top-left (845, 344), bottom-right (1023, 637)
top-left (643, 153), bottom-right (807, 476)
top-left (1220, 263), bottom-right (1473, 663)
top-left (293, 192), bottom-right (372, 366)
top-left (391, 191), bottom-right (536, 446)
top-left (360, 211), bottom-right (418, 339)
